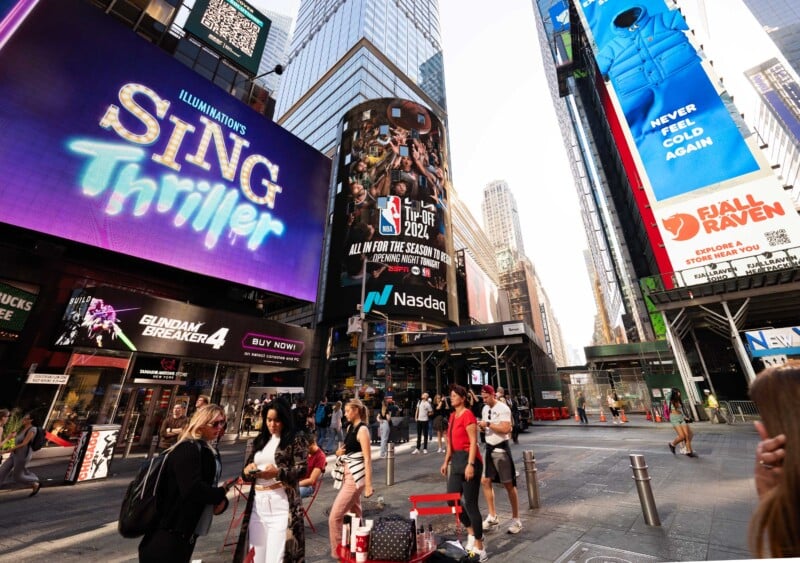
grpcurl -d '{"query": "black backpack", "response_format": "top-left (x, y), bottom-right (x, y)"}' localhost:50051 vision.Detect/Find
top-left (118, 445), bottom-right (174, 538)
top-left (30, 426), bottom-right (46, 451)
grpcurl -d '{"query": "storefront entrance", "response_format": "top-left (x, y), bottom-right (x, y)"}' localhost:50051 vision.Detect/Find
top-left (114, 385), bottom-right (177, 448)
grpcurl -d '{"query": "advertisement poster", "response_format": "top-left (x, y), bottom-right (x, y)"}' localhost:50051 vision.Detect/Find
top-left (0, 279), bottom-right (38, 340)
top-left (54, 287), bottom-right (313, 368)
top-left (0, 0), bottom-right (330, 302)
top-left (64, 424), bottom-right (120, 483)
top-left (323, 98), bottom-right (456, 324)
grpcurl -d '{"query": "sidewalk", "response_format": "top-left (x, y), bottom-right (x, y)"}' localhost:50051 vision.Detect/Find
top-left (1, 418), bottom-right (760, 562)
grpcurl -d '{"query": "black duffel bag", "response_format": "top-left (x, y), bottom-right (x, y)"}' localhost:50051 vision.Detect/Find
top-left (368, 514), bottom-right (416, 561)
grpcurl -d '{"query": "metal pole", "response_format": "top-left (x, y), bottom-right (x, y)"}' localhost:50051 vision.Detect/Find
top-left (123, 414), bottom-right (138, 459)
top-left (629, 454), bottom-right (661, 526)
top-left (522, 450), bottom-right (540, 509)
top-left (147, 434), bottom-right (159, 459)
top-left (385, 442), bottom-right (395, 486)
top-left (355, 260), bottom-right (368, 398)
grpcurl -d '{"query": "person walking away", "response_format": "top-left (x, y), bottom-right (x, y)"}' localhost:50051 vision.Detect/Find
top-left (299, 433), bottom-right (327, 498)
top-left (432, 394), bottom-right (449, 453)
top-left (704, 389), bottom-right (721, 423)
top-left (577, 392), bottom-right (588, 424)
top-left (747, 361), bottom-right (798, 558)
top-left (412, 392), bottom-right (433, 454)
top-left (478, 385), bottom-right (522, 535)
top-left (328, 398), bottom-right (374, 559)
top-left (376, 397), bottom-right (396, 458)
top-left (330, 401), bottom-right (344, 449)
top-left (159, 403), bottom-right (188, 450)
top-left (138, 405), bottom-right (231, 563)
top-left (440, 385), bottom-right (487, 562)
top-left (242, 398), bottom-right (308, 563)
top-left (606, 390), bottom-right (622, 424)
top-left (315, 397), bottom-right (332, 454)
top-left (0, 412), bottom-right (40, 496)
top-left (667, 388), bottom-right (697, 457)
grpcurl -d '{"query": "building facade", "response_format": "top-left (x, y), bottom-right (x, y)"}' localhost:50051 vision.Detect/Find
top-left (481, 180), bottom-right (527, 257)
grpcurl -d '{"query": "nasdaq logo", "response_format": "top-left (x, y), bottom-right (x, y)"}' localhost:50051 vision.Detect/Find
top-left (363, 285), bottom-right (393, 313)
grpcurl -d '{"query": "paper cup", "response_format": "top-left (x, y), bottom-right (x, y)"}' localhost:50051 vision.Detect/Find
top-left (355, 527), bottom-right (371, 562)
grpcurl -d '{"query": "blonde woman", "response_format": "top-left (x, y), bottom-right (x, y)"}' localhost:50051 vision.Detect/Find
top-left (748, 362), bottom-right (799, 557)
top-left (328, 398), bottom-right (374, 558)
top-left (138, 405), bottom-right (233, 563)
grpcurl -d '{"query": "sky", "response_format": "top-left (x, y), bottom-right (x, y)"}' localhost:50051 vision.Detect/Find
top-left (255, 0), bottom-right (598, 357)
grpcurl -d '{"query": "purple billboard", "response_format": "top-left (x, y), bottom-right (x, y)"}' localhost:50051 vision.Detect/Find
top-left (0, 0), bottom-right (330, 302)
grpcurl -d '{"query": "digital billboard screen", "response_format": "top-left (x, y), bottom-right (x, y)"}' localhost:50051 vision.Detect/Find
top-left (322, 99), bottom-right (456, 325)
top-left (0, 0), bottom-right (330, 302)
top-left (464, 252), bottom-right (501, 325)
top-left (184, 0), bottom-right (270, 75)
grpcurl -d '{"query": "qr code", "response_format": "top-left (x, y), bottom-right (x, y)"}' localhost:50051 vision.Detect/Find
top-left (765, 229), bottom-right (790, 246)
top-left (201, 0), bottom-right (260, 57)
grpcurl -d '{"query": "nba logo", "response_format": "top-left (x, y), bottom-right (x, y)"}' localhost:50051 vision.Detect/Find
top-left (379, 196), bottom-right (402, 235)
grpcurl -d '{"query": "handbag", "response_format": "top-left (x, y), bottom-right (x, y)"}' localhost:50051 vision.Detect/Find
top-left (368, 514), bottom-right (416, 561)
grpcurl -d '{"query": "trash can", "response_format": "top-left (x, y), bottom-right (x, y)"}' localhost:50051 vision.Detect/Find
top-left (64, 424), bottom-right (121, 484)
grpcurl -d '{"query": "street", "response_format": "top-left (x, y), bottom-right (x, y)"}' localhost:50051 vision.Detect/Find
top-left (0, 417), bottom-right (759, 562)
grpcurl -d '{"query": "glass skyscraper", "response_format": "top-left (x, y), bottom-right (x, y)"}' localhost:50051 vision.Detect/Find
top-left (742, 0), bottom-right (800, 76)
top-left (274, 0), bottom-right (446, 155)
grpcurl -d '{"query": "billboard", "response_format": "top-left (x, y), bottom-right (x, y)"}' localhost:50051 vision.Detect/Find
top-left (54, 287), bottom-right (313, 368)
top-left (575, 0), bottom-right (800, 287)
top-left (0, 0), bottom-right (330, 302)
top-left (322, 99), bottom-right (456, 324)
top-left (0, 279), bottom-right (38, 341)
top-left (463, 253), bottom-right (502, 325)
top-left (746, 58), bottom-right (800, 147)
top-left (184, 0), bottom-right (270, 75)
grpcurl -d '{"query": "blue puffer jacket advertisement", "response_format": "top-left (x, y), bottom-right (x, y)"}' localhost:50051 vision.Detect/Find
top-left (577, 0), bottom-right (760, 201)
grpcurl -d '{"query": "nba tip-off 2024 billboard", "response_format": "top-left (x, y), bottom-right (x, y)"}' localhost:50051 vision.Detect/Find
top-left (0, 0), bottom-right (330, 302)
top-left (323, 99), bottom-right (456, 325)
top-left (575, 0), bottom-right (800, 287)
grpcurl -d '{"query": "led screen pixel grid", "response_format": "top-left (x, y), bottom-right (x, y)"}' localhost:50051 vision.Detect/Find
top-left (0, 0), bottom-right (330, 302)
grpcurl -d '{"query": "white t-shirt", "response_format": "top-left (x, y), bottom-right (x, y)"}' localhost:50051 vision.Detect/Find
top-left (254, 434), bottom-right (280, 487)
top-left (416, 399), bottom-right (433, 421)
top-left (481, 400), bottom-right (511, 445)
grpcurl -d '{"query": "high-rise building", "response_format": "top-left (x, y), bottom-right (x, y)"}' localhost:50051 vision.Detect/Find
top-left (275, 0), bottom-right (447, 155)
top-left (255, 10), bottom-right (292, 95)
top-left (741, 0), bottom-right (800, 76)
top-left (481, 180), bottom-right (526, 258)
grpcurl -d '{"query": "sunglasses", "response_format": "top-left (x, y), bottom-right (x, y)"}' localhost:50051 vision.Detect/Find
top-left (208, 420), bottom-right (226, 428)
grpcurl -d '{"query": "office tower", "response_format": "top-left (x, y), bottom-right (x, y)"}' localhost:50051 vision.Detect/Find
top-left (741, 0), bottom-right (800, 76)
top-left (275, 0), bottom-right (447, 155)
top-left (481, 180), bottom-right (526, 258)
top-left (255, 10), bottom-right (292, 95)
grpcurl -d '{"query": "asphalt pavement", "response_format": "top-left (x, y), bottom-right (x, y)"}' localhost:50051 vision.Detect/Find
top-left (0, 415), bottom-right (762, 562)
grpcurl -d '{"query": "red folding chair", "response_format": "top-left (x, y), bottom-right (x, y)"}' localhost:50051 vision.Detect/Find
top-left (303, 474), bottom-right (325, 533)
top-left (409, 492), bottom-right (463, 538)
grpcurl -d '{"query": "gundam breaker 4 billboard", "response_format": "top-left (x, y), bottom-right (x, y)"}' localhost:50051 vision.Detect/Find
top-left (0, 0), bottom-right (330, 302)
top-left (575, 0), bottom-right (800, 287)
top-left (323, 99), bottom-right (456, 325)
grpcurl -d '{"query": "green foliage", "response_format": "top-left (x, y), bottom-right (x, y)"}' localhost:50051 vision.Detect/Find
top-left (1, 410), bottom-right (23, 451)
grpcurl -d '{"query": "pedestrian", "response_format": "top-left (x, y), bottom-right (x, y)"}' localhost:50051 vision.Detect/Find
top-left (412, 392), bottom-right (433, 454)
top-left (376, 396), bottom-right (396, 458)
top-left (328, 398), bottom-right (374, 559)
top-left (195, 394), bottom-right (210, 410)
top-left (241, 398), bottom-right (308, 563)
top-left (159, 403), bottom-right (188, 450)
top-left (606, 389), bottom-right (623, 424)
top-left (298, 433), bottom-right (326, 498)
top-left (330, 400), bottom-right (344, 449)
top-left (703, 389), bottom-right (721, 423)
top-left (440, 385), bottom-right (486, 562)
top-left (478, 385), bottom-right (522, 535)
top-left (138, 405), bottom-right (231, 563)
top-left (314, 396), bottom-right (332, 453)
top-left (577, 391), bottom-right (588, 424)
top-left (667, 388), bottom-right (697, 457)
top-left (0, 412), bottom-right (40, 497)
top-left (432, 394), bottom-right (449, 453)
top-left (748, 362), bottom-right (798, 558)
top-left (426, 394), bottom-right (434, 442)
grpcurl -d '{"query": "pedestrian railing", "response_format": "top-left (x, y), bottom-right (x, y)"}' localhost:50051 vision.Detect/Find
top-left (720, 400), bottom-right (760, 423)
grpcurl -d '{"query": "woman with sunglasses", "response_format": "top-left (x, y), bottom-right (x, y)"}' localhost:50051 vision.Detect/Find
top-left (241, 398), bottom-right (308, 563)
top-left (0, 412), bottom-right (40, 497)
top-left (138, 405), bottom-right (233, 563)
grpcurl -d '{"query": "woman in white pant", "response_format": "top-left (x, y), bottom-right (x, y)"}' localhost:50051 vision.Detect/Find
top-left (242, 399), bottom-right (308, 563)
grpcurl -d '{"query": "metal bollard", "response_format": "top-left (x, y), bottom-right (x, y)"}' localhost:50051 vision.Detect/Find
top-left (522, 450), bottom-right (540, 509)
top-left (629, 454), bottom-right (661, 526)
top-left (386, 442), bottom-right (395, 486)
top-left (147, 435), bottom-right (159, 459)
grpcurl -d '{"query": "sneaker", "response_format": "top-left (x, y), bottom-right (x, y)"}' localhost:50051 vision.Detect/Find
top-left (507, 519), bottom-right (522, 534)
top-left (668, 443), bottom-right (676, 455)
top-left (423, 449), bottom-right (427, 454)
top-left (412, 448), bottom-right (419, 455)
top-left (471, 548), bottom-right (488, 562)
top-left (686, 451), bottom-right (698, 458)
top-left (463, 534), bottom-right (475, 551)
top-left (437, 448), bottom-right (443, 453)
top-left (482, 514), bottom-right (499, 528)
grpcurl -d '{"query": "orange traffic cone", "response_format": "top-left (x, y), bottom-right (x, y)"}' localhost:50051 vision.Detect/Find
top-left (655, 413), bottom-right (662, 423)
top-left (620, 410), bottom-right (628, 423)
top-left (599, 409), bottom-right (607, 422)
top-left (575, 411), bottom-right (580, 422)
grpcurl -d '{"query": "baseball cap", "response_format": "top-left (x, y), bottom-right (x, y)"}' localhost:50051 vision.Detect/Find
top-left (481, 385), bottom-right (495, 395)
